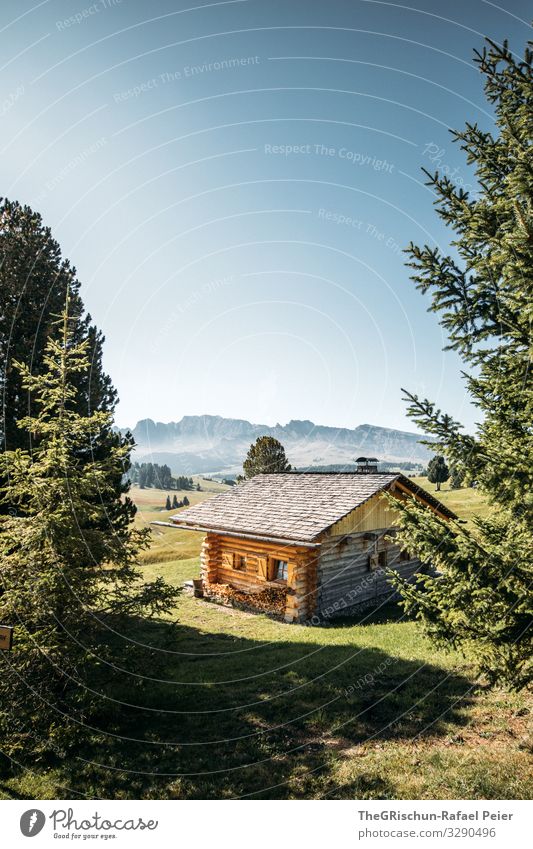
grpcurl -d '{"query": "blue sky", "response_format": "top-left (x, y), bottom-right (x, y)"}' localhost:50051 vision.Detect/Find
top-left (1, 0), bottom-right (531, 431)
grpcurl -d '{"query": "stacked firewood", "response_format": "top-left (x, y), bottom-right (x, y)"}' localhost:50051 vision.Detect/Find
top-left (207, 582), bottom-right (287, 615)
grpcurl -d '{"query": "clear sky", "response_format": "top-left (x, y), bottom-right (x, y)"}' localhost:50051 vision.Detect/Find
top-left (1, 0), bottom-right (531, 431)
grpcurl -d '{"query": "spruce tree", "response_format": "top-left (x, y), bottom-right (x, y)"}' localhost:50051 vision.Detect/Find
top-left (242, 436), bottom-right (292, 478)
top-left (159, 464), bottom-right (172, 490)
top-left (145, 463), bottom-right (154, 488)
top-left (0, 303), bottom-right (178, 758)
top-left (427, 455), bottom-right (450, 491)
top-left (0, 199), bottom-right (116, 453)
top-left (165, 495), bottom-right (171, 510)
top-left (390, 37), bottom-right (533, 688)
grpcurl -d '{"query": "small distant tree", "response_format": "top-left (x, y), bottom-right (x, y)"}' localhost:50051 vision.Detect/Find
top-left (183, 495), bottom-right (189, 506)
top-left (172, 494), bottom-right (179, 509)
top-left (427, 455), bottom-right (449, 491)
top-left (165, 495), bottom-right (171, 510)
top-left (138, 467), bottom-right (146, 489)
top-left (196, 482), bottom-right (201, 491)
top-left (242, 436), bottom-right (292, 479)
top-left (159, 464), bottom-right (173, 490)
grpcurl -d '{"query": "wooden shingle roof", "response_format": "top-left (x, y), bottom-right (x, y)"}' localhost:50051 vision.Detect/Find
top-left (169, 473), bottom-right (456, 544)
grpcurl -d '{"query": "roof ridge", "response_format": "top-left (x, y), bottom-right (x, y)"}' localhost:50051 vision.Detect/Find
top-left (256, 471), bottom-right (399, 476)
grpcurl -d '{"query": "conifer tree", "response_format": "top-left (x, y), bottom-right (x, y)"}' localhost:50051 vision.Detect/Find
top-left (165, 495), bottom-right (171, 510)
top-left (242, 436), bottom-right (292, 479)
top-left (390, 37), bottom-right (533, 688)
top-left (144, 463), bottom-right (154, 488)
top-left (0, 303), bottom-right (178, 758)
top-left (427, 455), bottom-right (450, 491)
top-left (0, 199), bottom-right (116, 453)
top-left (159, 464), bottom-right (172, 490)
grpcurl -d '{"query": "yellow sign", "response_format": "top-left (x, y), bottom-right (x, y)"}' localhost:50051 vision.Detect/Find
top-left (0, 626), bottom-right (13, 651)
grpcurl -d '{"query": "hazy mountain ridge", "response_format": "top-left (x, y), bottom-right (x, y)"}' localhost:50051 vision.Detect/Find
top-left (121, 415), bottom-right (434, 476)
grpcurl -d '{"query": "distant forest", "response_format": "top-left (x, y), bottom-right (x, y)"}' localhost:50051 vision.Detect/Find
top-left (129, 462), bottom-right (198, 491)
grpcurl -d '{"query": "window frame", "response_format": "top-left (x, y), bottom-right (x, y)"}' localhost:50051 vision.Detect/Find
top-left (270, 558), bottom-right (289, 583)
top-left (368, 546), bottom-right (388, 571)
top-left (233, 553), bottom-right (247, 571)
top-left (377, 549), bottom-right (388, 569)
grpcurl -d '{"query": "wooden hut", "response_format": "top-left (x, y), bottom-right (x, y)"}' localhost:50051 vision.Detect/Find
top-left (167, 472), bottom-right (457, 622)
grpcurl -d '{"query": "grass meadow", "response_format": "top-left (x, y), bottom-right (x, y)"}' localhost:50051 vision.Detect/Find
top-left (1, 478), bottom-right (531, 800)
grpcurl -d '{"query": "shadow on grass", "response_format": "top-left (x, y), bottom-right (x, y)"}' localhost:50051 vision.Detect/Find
top-left (2, 613), bottom-right (474, 800)
top-left (328, 601), bottom-right (411, 627)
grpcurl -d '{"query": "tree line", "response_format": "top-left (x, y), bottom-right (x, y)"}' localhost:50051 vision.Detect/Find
top-left (129, 461), bottom-right (200, 491)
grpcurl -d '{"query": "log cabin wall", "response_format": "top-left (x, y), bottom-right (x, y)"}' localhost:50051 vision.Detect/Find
top-left (316, 492), bottom-right (422, 618)
top-left (200, 532), bottom-right (317, 622)
top-left (316, 530), bottom-right (422, 618)
top-left (200, 533), bottom-right (221, 586)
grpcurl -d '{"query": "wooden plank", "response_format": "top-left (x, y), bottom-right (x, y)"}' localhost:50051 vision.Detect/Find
top-left (217, 535), bottom-right (308, 557)
top-left (221, 551), bottom-right (233, 568)
top-left (393, 480), bottom-right (453, 521)
top-left (329, 494), bottom-right (397, 536)
top-left (257, 557), bottom-right (268, 580)
top-left (317, 526), bottom-right (424, 616)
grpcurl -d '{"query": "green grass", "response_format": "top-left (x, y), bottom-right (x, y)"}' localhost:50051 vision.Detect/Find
top-left (2, 479), bottom-right (529, 801)
top-left (130, 480), bottom-right (229, 564)
top-left (411, 477), bottom-right (492, 527)
top-left (1, 559), bottom-right (530, 800)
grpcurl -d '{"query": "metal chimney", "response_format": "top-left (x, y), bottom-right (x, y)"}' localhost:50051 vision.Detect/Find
top-left (355, 456), bottom-right (379, 473)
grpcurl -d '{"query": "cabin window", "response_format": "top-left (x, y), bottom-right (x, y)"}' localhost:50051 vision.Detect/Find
top-left (272, 559), bottom-right (288, 581)
top-left (368, 549), bottom-right (388, 571)
top-left (234, 554), bottom-right (246, 571)
top-left (399, 549), bottom-right (411, 562)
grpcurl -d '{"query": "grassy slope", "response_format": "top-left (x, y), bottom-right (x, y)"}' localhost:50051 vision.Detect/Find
top-left (411, 476), bottom-right (493, 527)
top-left (2, 481), bottom-right (530, 800)
top-left (132, 478), bottom-right (230, 564)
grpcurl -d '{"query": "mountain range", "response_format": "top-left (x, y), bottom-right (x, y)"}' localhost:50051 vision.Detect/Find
top-left (122, 415), bottom-right (433, 476)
